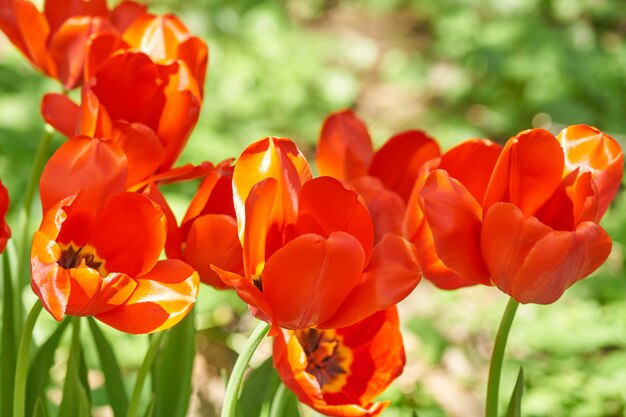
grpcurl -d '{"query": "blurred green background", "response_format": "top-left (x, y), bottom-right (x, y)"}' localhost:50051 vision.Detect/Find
top-left (1, 0), bottom-right (626, 416)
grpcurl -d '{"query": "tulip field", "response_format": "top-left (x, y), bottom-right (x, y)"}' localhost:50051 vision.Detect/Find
top-left (1, 1), bottom-right (626, 417)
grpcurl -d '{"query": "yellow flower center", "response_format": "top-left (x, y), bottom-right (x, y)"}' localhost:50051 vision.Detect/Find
top-left (295, 328), bottom-right (353, 393)
top-left (58, 243), bottom-right (107, 277)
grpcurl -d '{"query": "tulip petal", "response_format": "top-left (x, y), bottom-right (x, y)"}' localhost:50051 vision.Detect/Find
top-left (90, 52), bottom-right (166, 131)
top-left (84, 32), bottom-right (130, 81)
top-left (242, 178), bottom-right (278, 279)
top-left (316, 109), bottom-right (374, 180)
top-left (319, 233), bottom-right (420, 329)
top-left (67, 270), bottom-right (136, 316)
top-left (11, 1), bottom-right (56, 77)
top-left (297, 176), bottom-right (374, 264)
top-left (89, 192), bottom-right (166, 277)
top-left (262, 232), bottom-right (365, 330)
top-left (39, 136), bottom-right (127, 219)
top-left (481, 202), bottom-right (553, 294)
top-left (110, 1), bottom-right (146, 32)
top-left (180, 159), bottom-right (235, 234)
top-left (212, 265), bottom-right (272, 324)
top-left (558, 124), bottom-right (624, 220)
top-left (0, 180), bottom-right (10, 253)
top-left (351, 176), bottom-right (405, 244)
top-left (44, 0), bottom-right (107, 32)
top-left (41, 93), bottom-right (80, 138)
top-left (49, 16), bottom-right (116, 89)
top-left (369, 129), bottom-right (440, 202)
top-left (157, 89), bottom-right (200, 170)
top-left (95, 259), bottom-right (199, 334)
top-left (508, 221), bottom-right (612, 304)
top-left (439, 138), bottom-right (502, 203)
top-left (31, 231), bottom-right (68, 321)
top-left (484, 129), bottom-right (564, 216)
top-left (178, 36), bottom-right (209, 91)
top-left (419, 169), bottom-right (489, 284)
top-left (233, 137), bottom-right (312, 238)
top-left (185, 214), bottom-right (242, 289)
top-left (111, 120), bottom-right (165, 187)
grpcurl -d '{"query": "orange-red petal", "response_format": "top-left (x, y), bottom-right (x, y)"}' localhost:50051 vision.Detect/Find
top-left (368, 129), bottom-right (440, 202)
top-left (296, 176), bottom-right (373, 264)
top-left (483, 129), bottom-right (564, 217)
top-left (262, 232), bottom-right (365, 330)
top-left (41, 93), bottom-right (80, 138)
top-left (319, 233), bottom-right (420, 329)
top-left (233, 137), bottom-right (312, 238)
top-left (40, 136), bottom-right (128, 237)
top-left (185, 214), bottom-right (242, 289)
top-left (0, 180), bottom-right (10, 253)
top-left (43, 0), bottom-right (107, 32)
top-left (316, 109), bottom-right (374, 181)
top-left (507, 221), bottom-right (612, 304)
top-left (557, 124), bottom-right (624, 220)
top-left (95, 259), bottom-right (199, 334)
top-left (212, 265), bottom-right (272, 324)
top-left (439, 138), bottom-right (501, 203)
top-left (89, 192), bottom-right (166, 277)
top-left (419, 169), bottom-right (489, 284)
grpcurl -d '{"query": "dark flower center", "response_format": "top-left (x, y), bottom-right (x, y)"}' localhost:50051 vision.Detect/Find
top-left (295, 328), bottom-right (353, 393)
top-left (58, 243), bottom-right (107, 276)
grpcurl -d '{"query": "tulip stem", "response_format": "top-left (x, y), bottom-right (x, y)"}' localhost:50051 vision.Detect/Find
top-left (15, 125), bottom-right (54, 323)
top-left (13, 302), bottom-right (43, 417)
top-left (485, 297), bottom-right (519, 417)
top-left (127, 331), bottom-right (164, 417)
top-left (269, 383), bottom-right (290, 417)
top-left (221, 321), bottom-right (271, 417)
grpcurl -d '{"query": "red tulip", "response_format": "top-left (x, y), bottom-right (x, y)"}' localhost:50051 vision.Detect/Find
top-left (164, 159), bottom-right (243, 289)
top-left (316, 109), bottom-right (440, 242)
top-left (32, 136), bottom-right (199, 333)
top-left (85, 10), bottom-right (207, 94)
top-left (273, 307), bottom-right (405, 417)
top-left (403, 139), bottom-right (502, 289)
top-left (419, 126), bottom-right (623, 303)
top-left (213, 137), bottom-right (421, 332)
top-left (42, 50), bottom-right (202, 180)
top-left (0, 0), bottom-right (146, 89)
top-left (0, 180), bottom-right (10, 253)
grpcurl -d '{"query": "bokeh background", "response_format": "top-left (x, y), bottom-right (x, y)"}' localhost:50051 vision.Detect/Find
top-left (2, 0), bottom-right (626, 416)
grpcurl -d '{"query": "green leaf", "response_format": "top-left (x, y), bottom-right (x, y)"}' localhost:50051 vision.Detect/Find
top-left (154, 310), bottom-right (196, 417)
top-left (506, 367), bottom-right (524, 417)
top-left (276, 387), bottom-right (300, 417)
top-left (143, 394), bottom-right (156, 417)
top-left (237, 357), bottom-right (281, 417)
top-left (78, 386), bottom-right (92, 417)
top-left (57, 318), bottom-right (90, 417)
top-left (1, 249), bottom-right (17, 417)
top-left (25, 319), bottom-right (70, 417)
top-left (87, 317), bottom-right (128, 417)
top-left (31, 398), bottom-right (50, 417)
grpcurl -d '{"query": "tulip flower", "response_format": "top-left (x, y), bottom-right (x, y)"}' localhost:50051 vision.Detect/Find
top-left (84, 10), bottom-right (207, 94)
top-left (0, 0), bottom-right (146, 89)
top-left (0, 180), bottom-right (10, 253)
top-left (316, 109), bottom-right (440, 242)
top-left (165, 159), bottom-right (243, 289)
top-left (42, 50), bottom-right (202, 181)
top-left (273, 307), bottom-right (405, 417)
top-left (213, 137), bottom-right (421, 332)
top-left (403, 139), bottom-right (502, 289)
top-left (419, 125), bottom-right (624, 303)
top-left (32, 135), bottom-right (199, 333)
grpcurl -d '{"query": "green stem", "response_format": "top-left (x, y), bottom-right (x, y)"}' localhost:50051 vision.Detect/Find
top-left (485, 297), bottom-right (520, 417)
top-left (13, 302), bottom-right (43, 417)
top-left (127, 332), bottom-right (165, 417)
top-left (221, 321), bottom-right (271, 417)
top-left (15, 125), bottom-right (54, 312)
top-left (269, 383), bottom-right (290, 417)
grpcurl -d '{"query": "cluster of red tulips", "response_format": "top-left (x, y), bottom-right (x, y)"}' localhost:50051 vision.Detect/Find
top-left (1, 1), bottom-right (624, 416)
